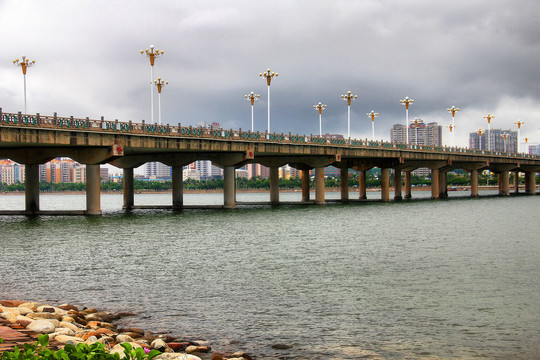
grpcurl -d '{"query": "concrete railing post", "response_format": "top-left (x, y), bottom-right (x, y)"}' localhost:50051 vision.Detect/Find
top-left (172, 166), bottom-right (183, 210)
top-left (123, 168), bottom-right (134, 210)
top-left (86, 164), bottom-right (102, 216)
top-left (25, 164), bottom-right (40, 215)
top-left (315, 167), bottom-right (325, 204)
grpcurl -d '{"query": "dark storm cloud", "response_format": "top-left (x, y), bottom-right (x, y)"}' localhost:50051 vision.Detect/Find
top-left (1, 0), bottom-right (539, 146)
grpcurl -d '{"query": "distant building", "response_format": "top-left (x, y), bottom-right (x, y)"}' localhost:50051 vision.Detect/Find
top-left (183, 168), bottom-right (200, 181)
top-left (0, 160), bottom-right (25, 185)
top-left (145, 162), bottom-right (171, 179)
top-left (195, 160), bottom-right (223, 179)
top-left (246, 163), bottom-right (269, 179)
top-left (469, 129), bottom-right (517, 152)
top-left (528, 144), bottom-right (540, 155)
top-left (391, 120), bottom-right (442, 146)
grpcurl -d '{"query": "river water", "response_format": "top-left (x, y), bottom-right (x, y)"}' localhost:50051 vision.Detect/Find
top-left (1, 190), bottom-right (539, 359)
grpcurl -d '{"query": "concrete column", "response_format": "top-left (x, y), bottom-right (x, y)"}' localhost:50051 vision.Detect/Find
top-left (470, 169), bottom-right (479, 197)
top-left (172, 166), bottom-right (183, 210)
top-left (525, 172), bottom-right (536, 194)
top-left (394, 169), bottom-right (402, 200)
top-left (270, 166), bottom-right (279, 204)
top-left (500, 171), bottom-right (510, 196)
top-left (340, 167), bottom-right (349, 203)
top-left (315, 167), bottom-right (325, 204)
top-left (301, 170), bottom-right (310, 202)
top-left (439, 171), bottom-right (447, 198)
top-left (381, 167), bottom-right (390, 202)
top-left (358, 170), bottom-right (367, 200)
top-left (123, 167), bottom-right (134, 210)
top-left (514, 171), bottom-right (519, 194)
top-left (86, 164), bottom-right (102, 216)
top-left (404, 171), bottom-right (412, 199)
top-left (431, 168), bottom-right (440, 199)
top-left (223, 165), bottom-right (236, 208)
top-left (25, 164), bottom-right (40, 215)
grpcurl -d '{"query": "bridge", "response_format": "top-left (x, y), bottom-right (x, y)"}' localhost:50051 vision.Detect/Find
top-left (1, 109), bottom-right (539, 215)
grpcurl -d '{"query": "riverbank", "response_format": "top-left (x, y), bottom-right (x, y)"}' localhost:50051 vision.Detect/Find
top-left (0, 300), bottom-right (251, 360)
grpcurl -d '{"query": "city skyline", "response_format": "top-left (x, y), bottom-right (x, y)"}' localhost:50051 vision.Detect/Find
top-left (1, 1), bottom-right (539, 148)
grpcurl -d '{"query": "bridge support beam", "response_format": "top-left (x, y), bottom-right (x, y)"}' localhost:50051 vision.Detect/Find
top-left (301, 170), bottom-right (310, 202)
top-left (340, 167), bottom-right (349, 203)
top-left (431, 168), bottom-right (440, 199)
top-left (123, 168), bottom-right (134, 210)
top-left (404, 171), bottom-right (412, 199)
top-left (525, 172), bottom-right (536, 194)
top-left (381, 168), bottom-right (390, 202)
top-left (86, 164), bottom-right (102, 216)
top-left (439, 171), bottom-right (448, 198)
top-left (470, 169), bottom-right (479, 197)
top-left (25, 164), bottom-right (40, 215)
top-left (499, 171), bottom-right (510, 196)
top-left (514, 171), bottom-right (520, 194)
top-left (223, 165), bottom-right (236, 208)
top-left (270, 166), bottom-right (280, 205)
top-left (172, 166), bottom-right (183, 210)
top-left (358, 170), bottom-right (367, 200)
top-left (315, 167), bottom-right (325, 204)
top-left (394, 169), bottom-right (402, 201)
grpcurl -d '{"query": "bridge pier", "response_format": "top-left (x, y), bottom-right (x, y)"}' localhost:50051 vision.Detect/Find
top-left (340, 167), bottom-right (349, 203)
top-left (25, 164), bottom-right (40, 215)
top-left (172, 166), bottom-right (183, 210)
top-left (525, 172), bottom-right (536, 194)
top-left (404, 170), bottom-right (412, 199)
top-left (431, 168), bottom-right (440, 199)
top-left (315, 167), bottom-right (325, 204)
top-left (394, 169), bottom-right (402, 201)
top-left (381, 168), bottom-right (390, 202)
top-left (123, 168), bottom-right (134, 210)
top-left (470, 169), bottom-right (479, 197)
top-left (301, 170), bottom-right (310, 202)
top-left (270, 166), bottom-right (280, 204)
top-left (358, 170), bottom-right (367, 200)
top-left (514, 171), bottom-right (520, 194)
top-left (223, 165), bottom-right (236, 208)
top-left (499, 171), bottom-right (510, 196)
top-left (439, 171), bottom-right (448, 198)
top-left (86, 164), bottom-right (102, 215)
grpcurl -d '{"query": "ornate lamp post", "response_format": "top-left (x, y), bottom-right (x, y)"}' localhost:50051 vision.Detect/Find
top-left (366, 110), bottom-right (379, 141)
top-left (483, 113), bottom-right (495, 151)
top-left (476, 129), bottom-right (484, 150)
top-left (400, 97), bottom-right (414, 144)
top-left (140, 45), bottom-right (164, 124)
top-left (154, 77), bottom-right (168, 125)
top-left (446, 106), bottom-right (460, 145)
top-left (13, 56), bottom-right (36, 114)
top-left (501, 132), bottom-right (509, 153)
top-left (244, 92), bottom-right (260, 132)
top-left (514, 120), bottom-right (525, 153)
top-left (446, 123), bottom-right (456, 146)
top-left (314, 102), bottom-right (327, 136)
top-left (341, 91), bottom-right (358, 139)
top-left (259, 69), bottom-right (278, 134)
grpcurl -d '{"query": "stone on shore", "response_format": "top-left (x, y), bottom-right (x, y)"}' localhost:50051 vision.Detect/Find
top-left (50, 327), bottom-right (76, 337)
top-left (109, 342), bottom-right (142, 357)
top-left (26, 312), bottom-right (63, 321)
top-left (116, 334), bottom-right (135, 343)
top-left (54, 335), bottom-right (84, 344)
top-left (155, 353), bottom-right (202, 360)
top-left (16, 315), bottom-right (34, 328)
top-left (185, 345), bottom-right (211, 354)
top-left (60, 321), bottom-right (81, 332)
top-left (27, 319), bottom-right (57, 333)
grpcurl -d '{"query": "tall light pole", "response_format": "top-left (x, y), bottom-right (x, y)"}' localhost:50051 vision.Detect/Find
top-left (446, 106), bottom-right (460, 145)
top-left (341, 91), bottom-right (357, 139)
top-left (13, 56), bottom-right (36, 114)
top-left (411, 118), bottom-right (421, 145)
top-left (366, 110), bottom-right (379, 141)
top-left (259, 68), bottom-right (278, 134)
top-left (154, 77), bottom-right (168, 125)
top-left (245, 92), bottom-right (260, 132)
top-left (140, 45), bottom-right (164, 124)
top-left (483, 113), bottom-right (495, 151)
top-left (476, 129), bottom-right (484, 150)
top-left (314, 102), bottom-right (327, 136)
top-left (514, 120), bottom-right (525, 153)
top-left (446, 123), bottom-right (456, 146)
top-left (501, 132), bottom-right (509, 153)
top-left (400, 97), bottom-right (414, 144)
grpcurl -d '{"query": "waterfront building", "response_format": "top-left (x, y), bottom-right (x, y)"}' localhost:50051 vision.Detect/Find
top-left (195, 160), bottom-right (223, 179)
top-left (391, 120), bottom-right (442, 146)
top-left (145, 162), bottom-right (171, 179)
top-left (0, 160), bottom-right (25, 185)
top-left (183, 168), bottom-right (200, 181)
top-left (246, 163), bottom-right (269, 179)
top-left (469, 129), bottom-right (517, 152)
top-left (528, 144), bottom-right (540, 155)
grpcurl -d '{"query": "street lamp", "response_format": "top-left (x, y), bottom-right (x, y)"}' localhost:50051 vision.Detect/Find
top-left (140, 45), bottom-right (164, 124)
top-left (366, 110), bottom-right (379, 141)
top-left (400, 97), bottom-right (414, 144)
top-left (501, 132), bottom-right (509, 153)
top-left (314, 102), bottom-right (327, 136)
top-left (446, 106), bottom-right (460, 145)
top-left (153, 77), bottom-right (168, 125)
top-left (514, 120), bottom-right (525, 153)
top-left (446, 123), bottom-right (456, 146)
top-left (476, 129), bottom-right (484, 150)
top-left (259, 68), bottom-right (278, 134)
top-left (411, 118), bottom-right (421, 145)
top-left (341, 91), bottom-right (358, 139)
top-left (483, 113), bottom-right (495, 151)
top-left (244, 92), bottom-right (260, 132)
top-left (13, 56), bottom-right (36, 114)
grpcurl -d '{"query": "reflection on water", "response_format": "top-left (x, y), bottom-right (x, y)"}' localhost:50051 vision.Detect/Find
top-left (1, 192), bottom-right (539, 359)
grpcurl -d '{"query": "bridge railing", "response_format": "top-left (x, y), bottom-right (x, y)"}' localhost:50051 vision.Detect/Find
top-left (1, 109), bottom-right (539, 160)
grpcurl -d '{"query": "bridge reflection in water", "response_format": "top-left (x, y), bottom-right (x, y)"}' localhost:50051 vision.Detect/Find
top-left (1, 109), bottom-right (539, 215)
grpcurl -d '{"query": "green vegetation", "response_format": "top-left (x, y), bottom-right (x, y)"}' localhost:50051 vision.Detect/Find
top-left (0, 335), bottom-right (160, 360)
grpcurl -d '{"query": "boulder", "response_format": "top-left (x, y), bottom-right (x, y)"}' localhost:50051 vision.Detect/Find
top-left (26, 312), bottom-right (63, 321)
top-left (96, 327), bottom-right (116, 336)
top-left (0, 300), bottom-right (26, 307)
top-left (27, 319), bottom-right (56, 333)
top-left (122, 327), bottom-right (144, 335)
top-left (19, 302), bottom-right (41, 311)
top-left (0, 311), bottom-right (17, 323)
top-left (50, 327), bottom-right (76, 337)
top-left (110, 342), bottom-right (142, 357)
top-left (155, 354), bottom-right (202, 360)
top-left (37, 305), bottom-right (66, 315)
top-left (167, 342), bottom-right (189, 352)
top-left (59, 304), bottom-right (79, 312)
top-left (60, 321), bottom-right (81, 333)
top-left (122, 331), bottom-right (143, 339)
top-left (151, 338), bottom-right (170, 352)
top-left (16, 315), bottom-right (33, 328)
top-left (116, 334), bottom-right (135, 343)
top-left (18, 307), bottom-right (34, 316)
top-left (185, 345), bottom-right (211, 354)
top-left (54, 335), bottom-right (84, 344)
top-left (85, 336), bottom-right (99, 344)
top-left (231, 351), bottom-right (253, 360)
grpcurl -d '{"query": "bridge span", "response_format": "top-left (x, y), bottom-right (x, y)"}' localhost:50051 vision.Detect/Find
top-left (1, 109), bottom-right (539, 215)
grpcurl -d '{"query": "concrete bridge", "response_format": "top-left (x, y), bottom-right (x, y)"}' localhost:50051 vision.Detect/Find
top-left (1, 109), bottom-right (539, 215)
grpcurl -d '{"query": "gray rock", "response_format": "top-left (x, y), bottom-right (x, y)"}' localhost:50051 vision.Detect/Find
top-left (27, 319), bottom-right (56, 333)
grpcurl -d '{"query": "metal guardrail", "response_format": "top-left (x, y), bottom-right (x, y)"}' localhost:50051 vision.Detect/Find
top-left (1, 109), bottom-right (539, 160)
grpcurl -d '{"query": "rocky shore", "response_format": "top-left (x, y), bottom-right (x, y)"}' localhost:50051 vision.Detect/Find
top-left (0, 300), bottom-right (252, 360)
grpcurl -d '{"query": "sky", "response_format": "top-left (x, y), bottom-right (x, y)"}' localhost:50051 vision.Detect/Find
top-left (1, 0), bottom-right (540, 149)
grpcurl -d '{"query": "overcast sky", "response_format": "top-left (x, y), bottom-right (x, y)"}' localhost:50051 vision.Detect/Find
top-left (1, 0), bottom-right (540, 149)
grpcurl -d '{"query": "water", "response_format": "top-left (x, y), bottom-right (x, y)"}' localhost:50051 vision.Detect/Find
top-left (1, 191), bottom-right (539, 359)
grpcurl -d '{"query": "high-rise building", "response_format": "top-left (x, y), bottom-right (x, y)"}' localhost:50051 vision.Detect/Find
top-left (246, 163), bottom-right (269, 179)
top-left (391, 120), bottom-right (442, 146)
top-left (145, 162), bottom-right (171, 179)
top-left (469, 129), bottom-right (517, 152)
top-left (195, 160), bottom-right (223, 179)
top-left (0, 160), bottom-right (24, 185)
top-left (529, 144), bottom-right (540, 155)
